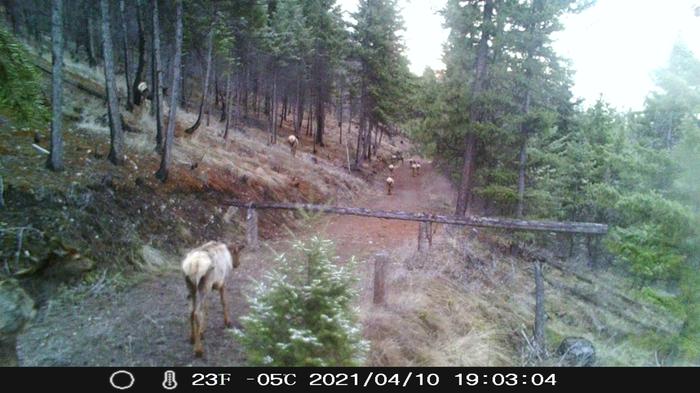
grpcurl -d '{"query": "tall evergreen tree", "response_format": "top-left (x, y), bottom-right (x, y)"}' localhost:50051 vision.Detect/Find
top-left (100, 0), bottom-right (125, 165)
top-left (47, 0), bottom-right (64, 171)
top-left (155, 0), bottom-right (183, 182)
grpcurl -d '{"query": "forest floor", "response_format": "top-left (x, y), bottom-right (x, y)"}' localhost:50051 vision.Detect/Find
top-left (15, 146), bottom-right (446, 366)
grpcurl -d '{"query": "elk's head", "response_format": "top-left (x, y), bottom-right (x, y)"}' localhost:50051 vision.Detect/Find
top-left (228, 243), bottom-right (245, 268)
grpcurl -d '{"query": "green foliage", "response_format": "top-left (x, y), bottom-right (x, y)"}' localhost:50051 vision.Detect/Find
top-left (233, 237), bottom-right (367, 366)
top-left (0, 26), bottom-right (49, 127)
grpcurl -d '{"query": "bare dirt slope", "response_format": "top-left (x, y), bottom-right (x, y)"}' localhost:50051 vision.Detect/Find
top-left (17, 158), bottom-right (454, 366)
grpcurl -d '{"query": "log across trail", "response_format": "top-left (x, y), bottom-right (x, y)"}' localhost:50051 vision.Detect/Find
top-left (227, 200), bottom-right (608, 235)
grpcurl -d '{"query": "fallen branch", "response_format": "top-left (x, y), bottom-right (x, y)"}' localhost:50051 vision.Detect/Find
top-left (32, 143), bottom-right (50, 155)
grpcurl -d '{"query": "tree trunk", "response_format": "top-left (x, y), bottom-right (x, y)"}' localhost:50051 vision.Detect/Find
top-left (533, 260), bottom-right (546, 359)
top-left (85, 5), bottom-right (97, 67)
top-left (517, 88), bottom-right (532, 218)
top-left (131, 0), bottom-right (146, 106)
top-left (455, 0), bottom-right (493, 216)
top-left (268, 68), bottom-right (278, 144)
top-left (155, 0), bottom-right (182, 182)
top-left (185, 29), bottom-right (214, 135)
top-left (315, 89), bottom-right (324, 146)
top-left (295, 78), bottom-right (304, 136)
top-left (119, 0), bottom-right (132, 110)
top-left (100, 0), bottom-right (124, 165)
top-left (47, 0), bottom-right (64, 171)
top-left (151, 0), bottom-right (163, 152)
top-left (223, 73), bottom-right (232, 139)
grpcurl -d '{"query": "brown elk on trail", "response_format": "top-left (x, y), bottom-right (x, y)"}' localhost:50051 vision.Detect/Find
top-left (181, 241), bottom-right (245, 357)
top-left (287, 135), bottom-right (299, 156)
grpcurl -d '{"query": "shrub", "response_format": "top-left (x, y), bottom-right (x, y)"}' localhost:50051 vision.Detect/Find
top-left (0, 27), bottom-right (49, 127)
top-left (233, 237), bottom-right (367, 366)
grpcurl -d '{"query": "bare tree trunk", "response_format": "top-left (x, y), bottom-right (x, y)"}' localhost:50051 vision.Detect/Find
top-left (47, 0), bottom-right (64, 172)
top-left (86, 7), bottom-right (97, 66)
top-left (533, 260), bottom-right (546, 359)
top-left (295, 78), bottom-right (303, 136)
top-left (185, 29), bottom-right (214, 135)
top-left (155, 0), bottom-right (182, 182)
top-left (131, 0), bottom-right (146, 106)
top-left (151, 0), bottom-right (163, 152)
top-left (119, 0), bottom-right (132, 110)
top-left (315, 89), bottom-right (324, 146)
top-left (268, 68), bottom-right (278, 144)
top-left (223, 73), bottom-right (232, 139)
top-left (100, 0), bottom-right (124, 165)
top-left (455, 0), bottom-right (493, 216)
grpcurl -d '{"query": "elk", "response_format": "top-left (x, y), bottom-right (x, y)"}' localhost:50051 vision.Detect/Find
top-left (386, 176), bottom-right (395, 195)
top-left (287, 135), bottom-right (299, 156)
top-left (415, 162), bottom-right (421, 175)
top-left (181, 241), bottom-right (245, 357)
top-left (388, 164), bottom-right (395, 173)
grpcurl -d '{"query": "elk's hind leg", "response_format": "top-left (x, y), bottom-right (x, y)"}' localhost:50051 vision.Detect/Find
top-left (220, 285), bottom-right (232, 327)
top-left (186, 278), bottom-right (197, 344)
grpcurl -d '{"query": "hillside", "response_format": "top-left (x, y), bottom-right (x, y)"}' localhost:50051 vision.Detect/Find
top-left (1, 45), bottom-right (684, 367)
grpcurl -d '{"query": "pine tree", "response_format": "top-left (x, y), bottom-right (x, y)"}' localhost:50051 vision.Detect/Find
top-left (46, 0), bottom-right (64, 171)
top-left (100, 0), bottom-right (125, 165)
top-left (234, 237), bottom-right (367, 366)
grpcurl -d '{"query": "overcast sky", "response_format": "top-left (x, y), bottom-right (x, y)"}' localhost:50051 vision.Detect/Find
top-left (337, 0), bottom-right (700, 111)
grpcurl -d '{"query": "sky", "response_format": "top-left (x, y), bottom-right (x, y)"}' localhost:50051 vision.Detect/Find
top-left (337, 0), bottom-right (700, 111)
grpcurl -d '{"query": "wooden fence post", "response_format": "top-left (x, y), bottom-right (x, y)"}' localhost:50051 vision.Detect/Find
top-left (417, 222), bottom-right (430, 251)
top-left (533, 259), bottom-right (546, 359)
top-left (373, 252), bottom-right (389, 305)
top-left (246, 207), bottom-right (259, 250)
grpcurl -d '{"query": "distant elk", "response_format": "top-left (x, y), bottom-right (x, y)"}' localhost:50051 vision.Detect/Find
top-left (287, 135), bottom-right (299, 156)
top-left (386, 176), bottom-right (395, 195)
top-left (181, 241), bottom-right (245, 357)
top-left (388, 164), bottom-right (395, 173)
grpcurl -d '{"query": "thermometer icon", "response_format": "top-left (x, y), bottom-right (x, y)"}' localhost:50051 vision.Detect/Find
top-left (162, 370), bottom-right (178, 390)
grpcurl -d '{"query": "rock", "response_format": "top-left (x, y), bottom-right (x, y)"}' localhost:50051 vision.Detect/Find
top-left (0, 279), bottom-right (36, 366)
top-left (0, 280), bottom-right (35, 335)
top-left (140, 245), bottom-right (168, 268)
top-left (556, 337), bottom-right (596, 366)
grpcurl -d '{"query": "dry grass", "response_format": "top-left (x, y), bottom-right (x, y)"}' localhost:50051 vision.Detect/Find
top-left (358, 227), bottom-right (685, 366)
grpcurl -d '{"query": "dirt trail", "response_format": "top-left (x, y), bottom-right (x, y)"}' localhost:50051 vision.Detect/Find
top-left (17, 161), bottom-right (456, 366)
top-left (325, 161), bottom-right (455, 259)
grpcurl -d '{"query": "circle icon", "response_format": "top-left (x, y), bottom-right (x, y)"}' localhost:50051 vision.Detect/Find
top-left (109, 370), bottom-right (135, 390)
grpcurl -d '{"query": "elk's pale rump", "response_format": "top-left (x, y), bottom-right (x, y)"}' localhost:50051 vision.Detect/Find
top-left (181, 241), bottom-right (244, 357)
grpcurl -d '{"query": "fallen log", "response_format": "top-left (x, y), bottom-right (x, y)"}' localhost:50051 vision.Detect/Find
top-left (225, 201), bottom-right (609, 235)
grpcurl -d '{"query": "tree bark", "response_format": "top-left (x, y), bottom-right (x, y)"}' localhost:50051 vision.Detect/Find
top-left (185, 29), bottom-right (214, 135)
top-left (268, 68), bottom-right (278, 144)
top-left (100, 0), bottom-right (125, 165)
top-left (131, 0), bottom-right (146, 106)
top-left (533, 260), bottom-right (546, 358)
top-left (151, 0), bottom-right (163, 152)
top-left (84, 4), bottom-right (97, 67)
top-left (47, 0), bottom-right (64, 172)
top-left (223, 73), bottom-right (232, 139)
top-left (455, 0), bottom-right (494, 216)
top-left (155, 0), bottom-right (182, 182)
top-left (119, 0), bottom-right (132, 110)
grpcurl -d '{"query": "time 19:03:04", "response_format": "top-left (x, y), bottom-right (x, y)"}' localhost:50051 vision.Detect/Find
top-left (455, 373), bottom-right (557, 386)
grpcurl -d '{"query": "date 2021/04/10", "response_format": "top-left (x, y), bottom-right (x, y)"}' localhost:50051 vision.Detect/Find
top-left (196, 372), bottom-right (558, 388)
